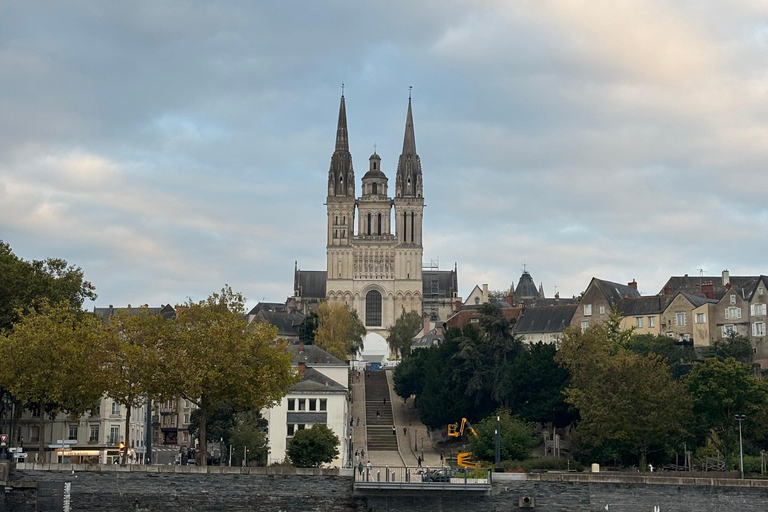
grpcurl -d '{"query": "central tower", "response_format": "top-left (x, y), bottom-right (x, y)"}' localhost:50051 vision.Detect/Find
top-left (325, 94), bottom-right (424, 334)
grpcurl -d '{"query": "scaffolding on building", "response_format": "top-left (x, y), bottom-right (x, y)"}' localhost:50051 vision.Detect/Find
top-left (423, 258), bottom-right (440, 321)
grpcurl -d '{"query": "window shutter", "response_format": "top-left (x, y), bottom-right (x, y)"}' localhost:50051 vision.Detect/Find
top-left (752, 304), bottom-right (755, 316)
top-left (725, 309), bottom-right (730, 320)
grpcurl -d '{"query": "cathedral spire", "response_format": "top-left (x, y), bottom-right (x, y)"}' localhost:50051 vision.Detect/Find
top-left (395, 95), bottom-right (422, 198)
top-left (335, 93), bottom-right (349, 152)
top-left (328, 92), bottom-right (354, 198)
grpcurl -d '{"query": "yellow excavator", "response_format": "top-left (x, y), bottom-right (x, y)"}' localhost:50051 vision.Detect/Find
top-left (447, 418), bottom-right (480, 469)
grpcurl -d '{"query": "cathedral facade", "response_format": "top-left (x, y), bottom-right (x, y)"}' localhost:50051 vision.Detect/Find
top-left (325, 94), bottom-right (425, 335)
top-left (291, 93), bottom-right (459, 336)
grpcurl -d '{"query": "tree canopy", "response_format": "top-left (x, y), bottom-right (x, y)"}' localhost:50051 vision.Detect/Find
top-left (387, 309), bottom-right (422, 359)
top-left (314, 302), bottom-right (365, 361)
top-left (286, 423), bottom-right (340, 467)
top-left (169, 286), bottom-right (298, 465)
top-left (469, 409), bottom-right (536, 462)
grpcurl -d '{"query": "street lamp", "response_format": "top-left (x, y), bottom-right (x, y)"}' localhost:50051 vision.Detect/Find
top-left (735, 415), bottom-right (746, 479)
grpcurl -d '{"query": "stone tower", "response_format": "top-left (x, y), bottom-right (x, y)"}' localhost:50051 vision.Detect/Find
top-left (324, 95), bottom-right (424, 334)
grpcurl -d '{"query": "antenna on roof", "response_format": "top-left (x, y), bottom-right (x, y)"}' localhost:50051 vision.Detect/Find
top-left (697, 268), bottom-right (706, 288)
top-left (409, 85), bottom-right (413, 99)
top-left (341, 82), bottom-right (345, 97)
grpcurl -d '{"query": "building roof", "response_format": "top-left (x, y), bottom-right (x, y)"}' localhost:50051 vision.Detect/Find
top-left (254, 311), bottom-right (305, 338)
top-left (294, 269), bottom-right (327, 299)
top-left (746, 276), bottom-right (768, 301)
top-left (422, 270), bottom-right (457, 299)
top-left (515, 271), bottom-right (540, 300)
top-left (247, 302), bottom-right (285, 316)
top-left (288, 344), bottom-right (347, 367)
top-left (616, 296), bottom-right (672, 316)
top-left (679, 292), bottom-right (719, 308)
top-left (444, 307), bottom-right (522, 330)
top-left (514, 305), bottom-right (577, 334)
top-left (92, 304), bottom-right (175, 324)
top-left (659, 274), bottom-right (758, 300)
top-left (291, 368), bottom-right (346, 393)
top-left (591, 278), bottom-right (641, 304)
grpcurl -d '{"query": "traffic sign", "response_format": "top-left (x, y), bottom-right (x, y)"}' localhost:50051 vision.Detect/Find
top-left (14, 452), bottom-right (27, 459)
top-left (8, 447), bottom-right (21, 453)
top-left (57, 440), bottom-right (78, 445)
top-left (0, 434), bottom-right (7, 445)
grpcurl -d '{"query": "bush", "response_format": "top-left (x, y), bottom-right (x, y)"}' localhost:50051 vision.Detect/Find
top-left (286, 424), bottom-right (340, 468)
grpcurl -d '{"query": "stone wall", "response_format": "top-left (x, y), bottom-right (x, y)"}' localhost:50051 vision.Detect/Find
top-left (6, 464), bottom-right (768, 512)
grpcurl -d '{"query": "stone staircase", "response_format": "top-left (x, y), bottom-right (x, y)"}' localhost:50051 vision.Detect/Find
top-left (365, 371), bottom-right (398, 451)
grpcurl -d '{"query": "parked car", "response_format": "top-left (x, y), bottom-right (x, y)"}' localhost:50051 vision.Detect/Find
top-left (420, 468), bottom-right (457, 482)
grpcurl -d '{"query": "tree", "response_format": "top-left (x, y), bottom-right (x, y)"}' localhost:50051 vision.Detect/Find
top-left (101, 307), bottom-right (172, 465)
top-left (387, 309), bottom-right (422, 359)
top-left (393, 348), bottom-right (429, 399)
top-left (557, 325), bottom-right (692, 468)
top-left (299, 310), bottom-right (319, 344)
top-left (286, 424), bottom-right (340, 467)
top-left (314, 303), bottom-right (366, 361)
top-left (469, 409), bottom-right (536, 462)
top-left (508, 342), bottom-right (576, 427)
top-left (230, 410), bottom-right (269, 466)
top-left (477, 303), bottom-right (523, 406)
top-left (705, 334), bottom-right (753, 363)
top-left (686, 357), bottom-right (768, 467)
top-left (189, 402), bottom-right (239, 447)
top-left (169, 286), bottom-right (298, 466)
top-left (0, 301), bottom-right (108, 461)
top-left (0, 241), bottom-right (96, 334)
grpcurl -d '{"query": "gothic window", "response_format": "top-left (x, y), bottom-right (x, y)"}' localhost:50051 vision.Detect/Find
top-left (367, 213), bottom-right (372, 235)
top-left (373, 162), bottom-right (377, 170)
top-left (411, 212), bottom-right (414, 242)
top-left (366, 290), bottom-right (382, 327)
top-left (377, 213), bottom-right (382, 236)
top-left (372, 183), bottom-right (377, 195)
top-left (403, 212), bottom-right (407, 241)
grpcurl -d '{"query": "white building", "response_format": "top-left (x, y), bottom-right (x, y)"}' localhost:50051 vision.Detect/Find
top-left (262, 343), bottom-right (349, 467)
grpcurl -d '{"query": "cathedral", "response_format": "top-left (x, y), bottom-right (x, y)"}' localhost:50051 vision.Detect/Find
top-left (291, 93), bottom-right (459, 335)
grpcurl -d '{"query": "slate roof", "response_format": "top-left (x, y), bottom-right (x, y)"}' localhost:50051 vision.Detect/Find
top-left (659, 275), bottom-right (757, 300)
top-left (247, 302), bottom-right (285, 316)
top-left (411, 330), bottom-right (444, 350)
top-left (678, 292), bottom-right (718, 308)
top-left (515, 271), bottom-right (540, 299)
top-left (592, 278), bottom-right (641, 304)
top-left (291, 367), bottom-right (346, 393)
top-left (92, 304), bottom-right (175, 324)
top-left (287, 344), bottom-right (347, 366)
top-left (255, 311), bottom-right (305, 338)
top-left (514, 305), bottom-right (577, 334)
top-left (746, 276), bottom-right (768, 300)
top-left (616, 296), bottom-right (672, 316)
top-left (422, 270), bottom-right (457, 299)
top-left (294, 269), bottom-right (327, 298)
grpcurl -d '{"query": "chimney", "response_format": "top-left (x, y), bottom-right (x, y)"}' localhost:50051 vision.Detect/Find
top-left (725, 283), bottom-right (732, 290)
top-left (628, 279), bottom-right (637, 290)
top-left (299, 342), bottom-right (304, 353)
top-left (664, 285), bottom-right (672, 296)
top-left (423, 313), bottom-right (431, 335)
top-left (298, 362), bottom-right (306, 374)
top-left (506, 291), bottom-right (514, 307)
top-left (482, 284), bottom-right (489, 304)
top-left (701, 281), bottom-right (714, 299)
top-left (722, 269), bottom-right (730, 286)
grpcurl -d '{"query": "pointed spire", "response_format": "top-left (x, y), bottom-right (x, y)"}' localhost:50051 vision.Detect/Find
top-left (401, 96), bottom-right (417, 156)
top-left (335, 93), bottom-right (349, 152)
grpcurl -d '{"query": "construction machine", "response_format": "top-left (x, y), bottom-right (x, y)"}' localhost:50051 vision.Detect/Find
top-left (447, 418), bottom-right (480, 469)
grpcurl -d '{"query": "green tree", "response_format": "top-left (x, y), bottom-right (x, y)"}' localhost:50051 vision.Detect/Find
top-left (230, 410), bottom-right (269, 466)
top-left (314, 302), bottom-right (366, 361)
top-left (189, 402), bottom-right (239, 446)
top-left (686, 357), bottom-right (768, 467)
top-left (705, 334), bottom-right (753, 363)
top-left (299, 310), bottom-right (319, 344)
top-left (0, 302), bottom-right (108, 461)
top-left (101, 307), bottom-right (173, 465)
top-left (469, 409), bottom-right (536, 462)
top-left (387, 309), bottom-right (423, 359)
top-left (557, 325), bottom-right (692, 468)
top-left (393, 347), bottom-right (429, 399)
top-left (508, 342), bottom-right (576, 427)
top-left (286, 423), bottom-right (340, 467)
top-left (169, 286), bottom-right (298, 466)
top-left (0, 241), bottom-right (96, 333)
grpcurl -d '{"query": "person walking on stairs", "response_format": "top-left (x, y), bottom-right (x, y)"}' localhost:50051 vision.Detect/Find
top-left (392, 426), bottom-right (396, 436)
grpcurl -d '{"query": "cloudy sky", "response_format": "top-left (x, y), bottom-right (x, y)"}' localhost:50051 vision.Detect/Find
top-left (2, 1), bottom-right (768, 310)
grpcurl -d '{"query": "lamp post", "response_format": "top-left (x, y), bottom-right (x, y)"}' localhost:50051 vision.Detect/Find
top-left (735, 415), bottom-right (746, 479)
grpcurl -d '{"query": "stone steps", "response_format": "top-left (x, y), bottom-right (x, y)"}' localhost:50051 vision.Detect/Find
top-left (364, 371), bottom-right (397, 451)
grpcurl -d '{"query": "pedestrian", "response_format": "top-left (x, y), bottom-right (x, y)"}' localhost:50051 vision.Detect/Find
top-left (361, 448), bottom-right (365, 458)
top-left (376, 411), bottom-right (380, 420)
top-left (356, 417), bottom-right (360, 426)
top-left (382, 397), bottom-right (386, 406)
top-left (367, 461), bottom-right (372, 471)
top-left (392, 426), bottom-right (396, 436)
top-left (440, 451), bottom-right (444, 462)
top-left (350, 418), bottom-right (354, 427)
top-left (417, 455), bottom-right (422, 468)
top-left (358, 461), bottom-right (363, 475)
top-left (403, 426), bottom-right (407, 436)
top-left (356, 373), bottom-right (359, 382)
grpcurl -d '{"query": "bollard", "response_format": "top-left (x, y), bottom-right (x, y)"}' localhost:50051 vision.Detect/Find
top-left (377, 470), bottom-right (380, 482)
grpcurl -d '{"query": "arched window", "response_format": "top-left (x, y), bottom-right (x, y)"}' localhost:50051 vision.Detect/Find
top-left (372, 183), bottom-right (377, 195)
top-left (367, 213), bottom-right (372, 235)
top-left (377, 213), bottom-right (382, 236)
top-left (366, 290), bottom-right (382, 327)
